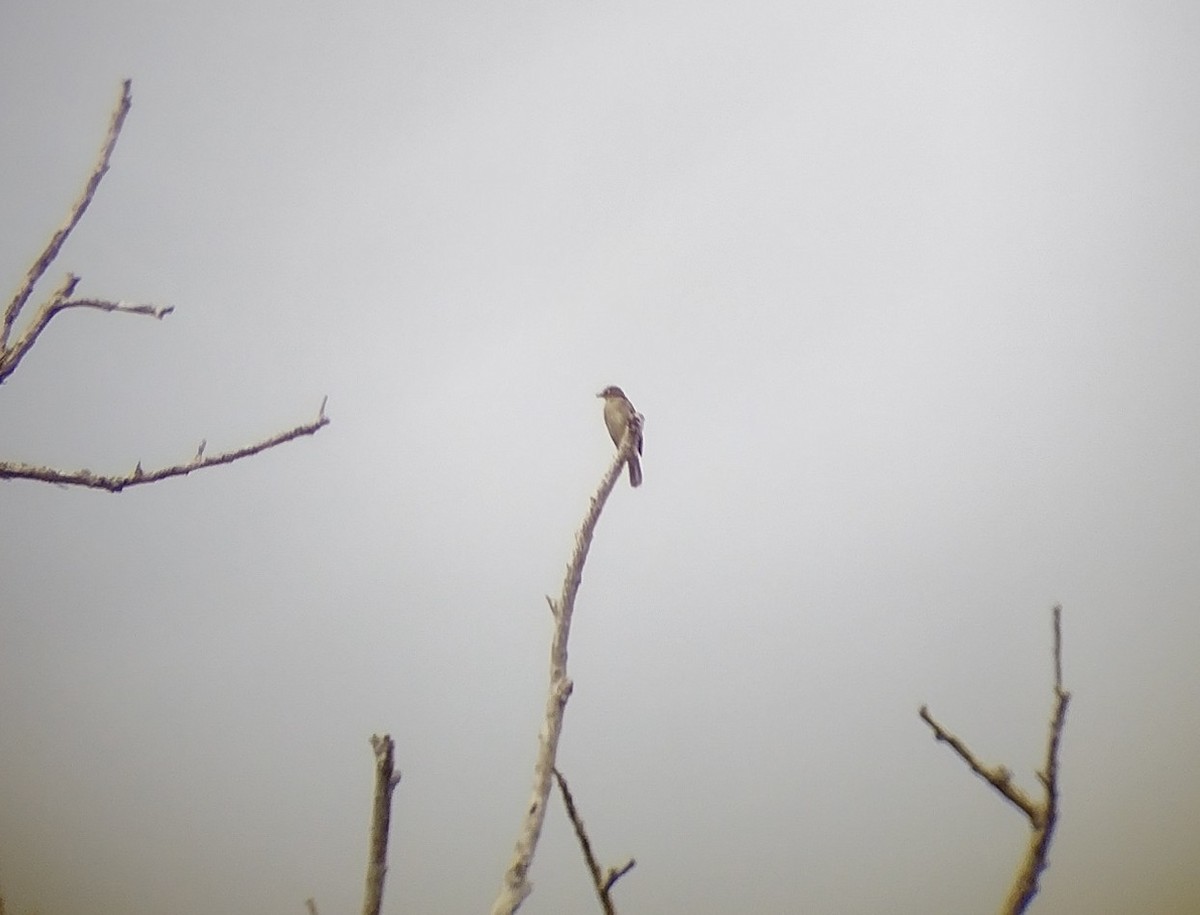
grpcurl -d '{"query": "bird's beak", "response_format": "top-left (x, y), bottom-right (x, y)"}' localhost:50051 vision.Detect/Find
top-left (595, 391), bottom-right (605, 398)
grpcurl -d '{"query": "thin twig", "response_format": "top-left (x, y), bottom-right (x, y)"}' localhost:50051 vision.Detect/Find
top-left (489, 418), bottom-right (642, 915)
top-left (1005, 605), bottom-right (1070, 915)
top-left (0, 403), bottom-right (330, 492)
top-left (0, 290), bottom-right (174, 384)
top-left (59, 298), bottom-right (175, 319)
top-left (604, 860), bottom-right (637, 892)
top-left (3, 80), bottom-right (132, 350)
top-left (553, 767), bottom-right (636, 915)
top-left (917, 706), bottom-right (1039, 824)
top-left (553, 768), bottom-right (605, 901)
top-left (919, 605), bottom-right (1071, 915)
top-left (304, 898), bottom-right (319, 915)
top-left (362, 734), bottom-right (401, 915)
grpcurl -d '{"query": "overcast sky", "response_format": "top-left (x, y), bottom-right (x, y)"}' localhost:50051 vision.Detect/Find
top-left (2, 2), bottom-right (1199, 913)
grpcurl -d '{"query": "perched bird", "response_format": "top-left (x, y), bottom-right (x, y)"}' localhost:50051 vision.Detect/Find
top-left (597, 385), bottom-right (643, 487)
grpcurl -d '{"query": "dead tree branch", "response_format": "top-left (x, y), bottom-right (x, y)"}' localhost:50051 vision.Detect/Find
top-left (0, 398), bottom-right (329, 492)
top-left (919, 604), bottom-right (1071, 915)
top-left (489, 416), bottom-right (642, 915)
top-left (0, 279), bottom-right (175, 386)
top-left (2, 80), bottom-right (132, 354)
top-left (362, 734), bottom-right (401, 915)
top-left (1, 79), bottom-right (329, 486)
top-left (553, 767), bottom-right (636, 915)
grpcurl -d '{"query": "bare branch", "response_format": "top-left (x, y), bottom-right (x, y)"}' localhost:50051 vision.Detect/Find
top-left (553, 767), bottom-right (636, 915)
top-left (0, 404), bottom-right (330, 492)
top-left (1051, 602), bottom-right (1064, 693)
top-left (0, 273), bottom-right (75, 384)
top-left (362, 734), bottom-right (401, 915)
top-left (2, 79), bottom-right (330, 489)
top-left (3, 80), bottom-right (132, 350)
top-left (553, 769), bottom-right (605, 898)
top-left (489, 426), bottom-right (640, 915)
top-left (59, 297), bottom-right (175, 320)
top-left (0, 79), bottom-right (168, 388)
top-left (0, 288), bottom-right (175, 385)
top-left (1005, 605), bottom-right (1071, 915)
top-left (917, 706), bottom-right (1040, 824)
top-left (304, 899), bottom-right (319, 915)
top-left (604, 860), bottom-right (636, 893)
top-left (919, 605), bottom-right (1071, 915)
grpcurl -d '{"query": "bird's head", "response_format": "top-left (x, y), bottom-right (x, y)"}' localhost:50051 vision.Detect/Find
top-left (597, 385), bottom-right (626, 400)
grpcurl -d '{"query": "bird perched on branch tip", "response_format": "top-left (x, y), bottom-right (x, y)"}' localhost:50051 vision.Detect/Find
top-left (597, 385), bottom-right (643, 487)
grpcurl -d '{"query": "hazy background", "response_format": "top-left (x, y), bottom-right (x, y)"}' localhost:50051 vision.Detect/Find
top-left (2, 2), bottom-right (1199, 913)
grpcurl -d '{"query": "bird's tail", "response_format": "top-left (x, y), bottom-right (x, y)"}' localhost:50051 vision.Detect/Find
top-left (628, 455), bottom-right (642, 488)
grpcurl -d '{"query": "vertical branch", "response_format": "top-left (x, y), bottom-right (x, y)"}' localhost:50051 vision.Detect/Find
top-left (1002, 605), bottom-right (1071, 915)
top-left (489, 424), bottom-right (640, 915)
top-left (362, 734), bottom-right (401, 915)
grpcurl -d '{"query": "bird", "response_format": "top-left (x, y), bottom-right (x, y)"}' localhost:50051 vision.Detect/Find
top-left (596, 385), bottom-right (643, 487)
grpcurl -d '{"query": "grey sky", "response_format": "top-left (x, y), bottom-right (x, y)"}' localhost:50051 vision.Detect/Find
top-left (2, 1), bottom-right (1199, 913)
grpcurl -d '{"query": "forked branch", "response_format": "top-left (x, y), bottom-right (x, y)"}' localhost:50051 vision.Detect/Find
top-left (919, 605), bottom-right (1071, 915)
top-left (2, 79), bottom-right (329, 487)
top-left (2, 80), bottom-right (132, 353)
top-left (553, 767), bottom-right (636, 915)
